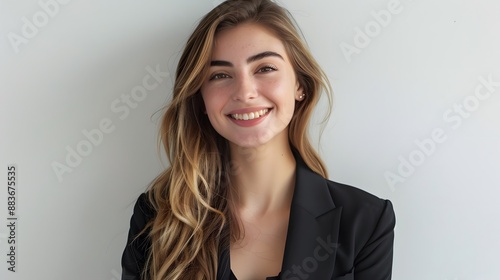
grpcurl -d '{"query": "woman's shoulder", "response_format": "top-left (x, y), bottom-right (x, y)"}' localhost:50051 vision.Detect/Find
top-left (324, 179), bottom-right (395, 223)
top-left (318, 180), bottom-right (395, 277)
top-left (121, 192), bottom-right (156, 277)
top-left (131, 192), bottom-right (156, 224)
top-left (325, 180), bottom-right (389, 202)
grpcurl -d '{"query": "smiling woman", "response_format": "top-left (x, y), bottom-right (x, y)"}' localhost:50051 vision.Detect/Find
top-left (121, 1), bottom-right (395, 279)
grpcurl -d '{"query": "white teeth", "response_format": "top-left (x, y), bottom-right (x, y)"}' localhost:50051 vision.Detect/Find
top-left (231, 109), bottom-right (269, 120)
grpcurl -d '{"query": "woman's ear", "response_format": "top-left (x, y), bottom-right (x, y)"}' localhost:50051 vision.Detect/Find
top-left (295, 84), bottom-right (305, 101)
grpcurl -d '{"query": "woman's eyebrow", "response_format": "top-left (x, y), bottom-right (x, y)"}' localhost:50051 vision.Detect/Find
top-left (210, 51), bottom-right (284, 67)
top-left (247, 51), bottom-right (284, 63)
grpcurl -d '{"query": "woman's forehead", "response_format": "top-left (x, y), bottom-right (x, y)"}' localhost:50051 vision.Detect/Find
top-left (211, 23), bottom-right (288, 62)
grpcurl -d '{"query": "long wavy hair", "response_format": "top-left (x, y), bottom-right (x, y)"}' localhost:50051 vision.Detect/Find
top-left (142, 0), bottom-right (332, 279)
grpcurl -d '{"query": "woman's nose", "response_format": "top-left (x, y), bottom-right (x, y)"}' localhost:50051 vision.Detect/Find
top-left (232, 75), bottom-right (257, 101)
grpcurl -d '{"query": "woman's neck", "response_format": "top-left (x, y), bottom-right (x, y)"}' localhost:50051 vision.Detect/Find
top-left (229, 137), bottom-right (296, 215)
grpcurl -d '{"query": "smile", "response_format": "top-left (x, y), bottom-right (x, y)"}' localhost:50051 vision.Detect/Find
top-left (230, 109), bottom-right (270, 120)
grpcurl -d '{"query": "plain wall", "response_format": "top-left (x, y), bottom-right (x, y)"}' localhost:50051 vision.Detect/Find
top-left (1, 0), bottom-right (499, 279)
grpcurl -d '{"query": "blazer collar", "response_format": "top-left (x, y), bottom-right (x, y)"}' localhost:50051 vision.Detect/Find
top-left (291, 151), bottom-right (336, 217)
top-left (280, 151), bottom-right (341, 279)
top-left (217, 151), bottom-right (342, 279)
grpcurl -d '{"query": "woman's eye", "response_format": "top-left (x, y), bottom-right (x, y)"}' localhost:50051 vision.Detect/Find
top-left (257, 65), bottom-right (278, 73)
top-left (209, 73), bottom-right (230, 80)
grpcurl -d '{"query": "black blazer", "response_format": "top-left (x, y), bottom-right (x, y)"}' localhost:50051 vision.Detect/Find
top-left (122, 156), bottom-right (396, 280)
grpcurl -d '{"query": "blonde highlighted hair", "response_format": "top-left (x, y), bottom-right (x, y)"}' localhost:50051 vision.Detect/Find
top-left (143, 0), bottom-right (332, 279)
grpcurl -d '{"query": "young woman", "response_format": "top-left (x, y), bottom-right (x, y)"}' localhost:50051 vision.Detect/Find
top-left (121, 0), bottom-right (395, 279)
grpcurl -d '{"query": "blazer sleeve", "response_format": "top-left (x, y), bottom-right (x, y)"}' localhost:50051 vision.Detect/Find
top-left (121, 193), bottom-right (153, 280)
top-left (353, 200), bottom-right (396, 280)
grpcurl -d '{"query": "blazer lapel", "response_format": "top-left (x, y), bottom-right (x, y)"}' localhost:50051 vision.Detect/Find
top-left (280, 156), bottom-right (342, 279)
top-left (217, 154), bottom-right (342, 280)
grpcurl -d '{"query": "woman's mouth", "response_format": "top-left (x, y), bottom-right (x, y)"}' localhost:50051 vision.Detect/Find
top-left (229, 108), bottom-right (270, 120)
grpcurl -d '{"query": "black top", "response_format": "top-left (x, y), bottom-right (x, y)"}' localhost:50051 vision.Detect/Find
top-left (230, 270), bottom-right (279, 280)
top-left (122, 152), bottom-right (395, 279)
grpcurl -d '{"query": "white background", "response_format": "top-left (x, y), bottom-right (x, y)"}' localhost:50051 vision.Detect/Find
top-left (1, 0), bottom-right (499, 279)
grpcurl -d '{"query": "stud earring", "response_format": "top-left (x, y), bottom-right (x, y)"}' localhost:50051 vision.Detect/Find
top-left (299, 93), bottom-right (305, 99)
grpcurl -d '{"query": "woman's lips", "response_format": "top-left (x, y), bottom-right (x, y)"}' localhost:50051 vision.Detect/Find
top-left (227, 108), bottom-right (272, 127)
top-left (230, 108), bottom-right (269, 120)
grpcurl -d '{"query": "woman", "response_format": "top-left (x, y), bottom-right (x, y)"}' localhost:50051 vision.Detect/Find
top-left (122, 0), bottom-right (395, 279)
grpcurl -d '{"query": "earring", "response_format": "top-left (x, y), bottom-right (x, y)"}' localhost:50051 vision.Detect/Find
top-left (299, 93), bottom-right (305, 99)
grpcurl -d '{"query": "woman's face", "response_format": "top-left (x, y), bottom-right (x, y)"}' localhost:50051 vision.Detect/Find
top-left (200, 23), bottom-right (303, 149)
